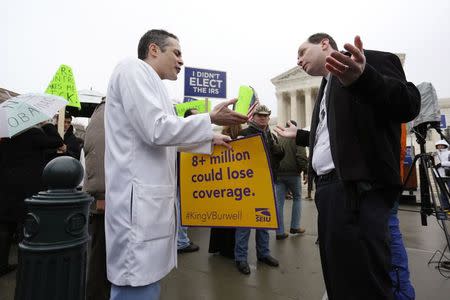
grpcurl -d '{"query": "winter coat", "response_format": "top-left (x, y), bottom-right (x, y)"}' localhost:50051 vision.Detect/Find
top-left (277, 136), bottom-right (307, 176)
top-left (239, 122), bottom-right (284, 179)
top-left (64, 125), bottom-right (81, 160)
top-left (83, 101), bottom-right (106, 209)
top-left (0, 124), bottom-right (63, 222)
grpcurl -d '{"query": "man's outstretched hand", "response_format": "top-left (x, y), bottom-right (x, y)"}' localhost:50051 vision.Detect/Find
top-left (325, 35), bottom-right (366, 86)
top-left (210, 99), bottom-right (248, 126)
top-left (274, 121), bottom-right (297, 139)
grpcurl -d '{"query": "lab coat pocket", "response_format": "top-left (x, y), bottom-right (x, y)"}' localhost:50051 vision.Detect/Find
top-left (133, 184), bottom-right (175, 242)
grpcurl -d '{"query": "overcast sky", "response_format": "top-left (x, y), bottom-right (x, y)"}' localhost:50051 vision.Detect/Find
top-left (2, 0), bottom-right (449, 116)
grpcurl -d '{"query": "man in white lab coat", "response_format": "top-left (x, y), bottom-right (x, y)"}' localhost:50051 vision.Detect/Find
top-left (105, 29), bottom-right (248, 300)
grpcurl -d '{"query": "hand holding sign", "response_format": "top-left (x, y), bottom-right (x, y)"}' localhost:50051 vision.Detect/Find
top-left (210, 99), bottom-right (248, 126)
top-left (213, 133), bottom-right (232, 150)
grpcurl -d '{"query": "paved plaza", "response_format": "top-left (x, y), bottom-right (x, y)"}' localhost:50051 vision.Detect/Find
top-left (1, 196), bottom-right (449, 300)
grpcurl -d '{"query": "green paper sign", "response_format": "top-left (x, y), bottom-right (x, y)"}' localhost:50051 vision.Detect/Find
top-left (234, 85), bottom-right (254, 115)
top-left (45, 64), bottom-right (80, 108)
top-left (175, 99), bottom-right (210, 117)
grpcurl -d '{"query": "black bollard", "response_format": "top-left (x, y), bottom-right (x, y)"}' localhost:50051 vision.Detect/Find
top-left (15, 156), bottom-right (93, 300)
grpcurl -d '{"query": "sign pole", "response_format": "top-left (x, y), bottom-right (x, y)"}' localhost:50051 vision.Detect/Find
top-left (57, 108), bottom-right (65, 138)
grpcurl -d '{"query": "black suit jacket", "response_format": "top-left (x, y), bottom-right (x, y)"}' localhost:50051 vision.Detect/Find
top-left (296, 50), bottom-right (421, 188)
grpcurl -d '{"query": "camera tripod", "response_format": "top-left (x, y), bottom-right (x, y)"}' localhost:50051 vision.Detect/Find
top-left (403, 122), bottom-right (450, 278)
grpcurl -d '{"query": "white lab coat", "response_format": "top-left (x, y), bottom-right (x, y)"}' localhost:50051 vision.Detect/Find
top-left (105, 58), bottom-right (213, 286)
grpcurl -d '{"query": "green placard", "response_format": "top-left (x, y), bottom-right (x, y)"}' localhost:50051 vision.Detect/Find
top-left (234, 86), bottom-right (254, 115)
top-left (175, 99), bottom-right (210, 117)
top-left (45, 64), bottom-right (80, 108)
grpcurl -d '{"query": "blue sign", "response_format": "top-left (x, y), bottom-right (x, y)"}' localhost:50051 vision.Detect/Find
top-left (404, 146), bottom-right (414, 165)
top-left (184, 67), bottom-right (226, 98)
top-left (183, 96), bottom-right (198, 103)
top-left (441, 114), bottom-right (447, 128)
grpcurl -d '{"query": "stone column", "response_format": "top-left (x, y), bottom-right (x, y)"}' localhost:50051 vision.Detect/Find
top-left (304, 88), bottom-right (313, 128)
top-left (299, 92), bottom-right (306, 128)
top-left (289, 90), bottom-right (298, 124)
top-left (276, 91), bottom-right (284, 125)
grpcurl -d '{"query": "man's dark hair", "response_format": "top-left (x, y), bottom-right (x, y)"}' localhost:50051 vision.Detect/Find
top-left (308, 33), bottom-right (338, 51)
top-left (286, 120), bottom-right (297, 127)
top-left (138, 29), bottom-right (178, 60)
top-left (64, 111), bottom-right (73, 119)
top-left (184, 109), bottom-right (197, 118)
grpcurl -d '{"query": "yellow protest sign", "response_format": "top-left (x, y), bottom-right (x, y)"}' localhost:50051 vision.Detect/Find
top-left (180, 135), bottom-right (278, 229)
top-left (45, 64), bottom-right (80, 108)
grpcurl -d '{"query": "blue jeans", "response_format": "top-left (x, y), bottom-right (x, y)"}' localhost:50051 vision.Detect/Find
top-left (275, 176), bottom-right (302, 235)
top-left (234, 228), bottom-right (270, 262)
top-left (175, 193), bottom-right (190, 249)
top-left (389, 201), bottom-right (415, 300)
top-left (110, 282), bottom-right (160, 300)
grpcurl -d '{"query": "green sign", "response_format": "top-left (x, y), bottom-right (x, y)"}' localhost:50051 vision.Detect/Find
top-left (175, 99), bottom-right (210, 117)
top-left (234, 85), bottom-right (254, 115)
top-left (45, 64), bottom-right (80, 108)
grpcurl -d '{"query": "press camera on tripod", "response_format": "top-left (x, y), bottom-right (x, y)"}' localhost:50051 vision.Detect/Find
top-left (404, 82), bottom-right (450, 276)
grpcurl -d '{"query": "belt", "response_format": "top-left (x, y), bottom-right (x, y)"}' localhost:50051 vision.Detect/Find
top-left (315, 170), bottom-right (337, 185)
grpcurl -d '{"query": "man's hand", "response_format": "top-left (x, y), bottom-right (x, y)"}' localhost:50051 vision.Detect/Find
top-left (303, 173), bottom-right (308, 184)
top-left (210, 99), bottom-right (248, 126)
top-left (274, 121), bottom-right (297, 139)
top-left (325, 35), bottom-right (366, 86)
top-left (213, 133), bottom-right (232, 150)
top-left (57, 144), bottom-right (67, 153)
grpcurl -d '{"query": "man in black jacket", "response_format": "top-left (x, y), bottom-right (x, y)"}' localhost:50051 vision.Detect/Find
top-left (275, 33), bottom-right (420, 300)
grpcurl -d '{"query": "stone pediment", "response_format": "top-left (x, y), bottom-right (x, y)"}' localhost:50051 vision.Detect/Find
top-left (271, 66), bottom-right (322, 92)
top-left (271, 66), bottom-right (313, 84)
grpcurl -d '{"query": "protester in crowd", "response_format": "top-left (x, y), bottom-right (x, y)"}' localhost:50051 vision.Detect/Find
top-left (234, 104), bottom-right (284, 275)
top-left (434, 139), bottom-right (450, 210)
top-left (275, 120), bottom-right (308, 240)
top-left (0, 123), bottom-right (63, 277)
top-left (104, 29), bottom-right (247, 300)
top-left (275, 33), bottom-right (420, 300)
top-left (45, 112), bottom-right (81, 161)
top-left (208, 124), bottom-right (242, 259)
top-left (176, 108), bottom-right (201, 254)
top-left (62, 113), bottom-right (81, 160)
top-left (82, 98), bottom-right (110, 300)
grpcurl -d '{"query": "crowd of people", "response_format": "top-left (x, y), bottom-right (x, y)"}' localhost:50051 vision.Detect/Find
top-left (0, 28), bottom-right (433, 300)
top-left (0, 113), bottom-right (81, 277)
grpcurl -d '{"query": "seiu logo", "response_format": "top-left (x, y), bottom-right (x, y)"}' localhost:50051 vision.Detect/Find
top-left (255, 208), bottom-right (271, 222)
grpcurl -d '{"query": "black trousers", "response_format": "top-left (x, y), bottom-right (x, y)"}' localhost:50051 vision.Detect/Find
top-left (86, 214), bottom-right (110, 300)
top-left (315, 175), bottom-right (395, 300)
top-left (0, 223), bottom-right (15, 269)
